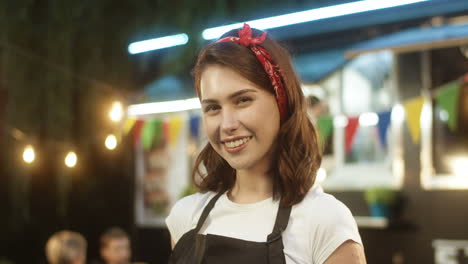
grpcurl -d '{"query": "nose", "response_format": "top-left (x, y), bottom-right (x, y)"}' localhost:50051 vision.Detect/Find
top-left (220, 108), bottom-right (240, 134)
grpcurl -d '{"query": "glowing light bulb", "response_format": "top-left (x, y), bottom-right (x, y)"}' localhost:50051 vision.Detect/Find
top-left (391, 104), bottom-right (405, 123)
top-left (109, 101), bottom-right (123, 122)
top-left (334, 115), bottom-right (348, 127)
top-left (359, 112), bottom-right (379, 126)
top-left (23, 145), bottom-right (35, 164)
top-left (105, 134), bottom-right (118, 150)
top-left (65, 152), bottom-right (77, 168)
top-left (439, 109), bottom-right (449, 122)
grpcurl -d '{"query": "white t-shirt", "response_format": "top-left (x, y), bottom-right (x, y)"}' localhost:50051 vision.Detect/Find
top-left (166, 185), bottom-right (362, 264)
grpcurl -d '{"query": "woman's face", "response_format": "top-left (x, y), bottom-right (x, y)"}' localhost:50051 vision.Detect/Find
top-left (200, 65), bottom-right (280, 172)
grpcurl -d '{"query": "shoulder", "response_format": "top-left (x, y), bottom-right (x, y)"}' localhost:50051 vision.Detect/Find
top-left (173, 192), bottom-right (215, 212)
top-left (294, 185), bottom-right (354, 221)
top-left (165, 191), bottom-right (217, 244)
top-left (290, 185), bottom-right (362, 263)
top-left (168, 191), bottom-right (217, 221)
top-left (294, 185), bottom-right (360, 236)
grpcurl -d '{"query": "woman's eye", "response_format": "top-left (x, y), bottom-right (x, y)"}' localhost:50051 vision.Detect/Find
top-left (204, 105), bottom-right (220, 113)
top-left (237, 97), bottom-right (252, 105)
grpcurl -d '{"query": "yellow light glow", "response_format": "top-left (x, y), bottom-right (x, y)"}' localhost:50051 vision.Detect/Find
top-left (23, 145), bottom-right (35, 164)
top-left (450, 157), bottom-right (468, 177)
top-left (105, 134), bottom-right (117, 150)
top-left (109, 101), bottom-right (123, 122)
top-left (65, 152), bottom-right (77, 168)
top-left (317, 168), bottom-right (327, 183)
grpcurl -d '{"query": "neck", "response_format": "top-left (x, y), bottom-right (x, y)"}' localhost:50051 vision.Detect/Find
top-left (228, 165), bottom-right (273, 204)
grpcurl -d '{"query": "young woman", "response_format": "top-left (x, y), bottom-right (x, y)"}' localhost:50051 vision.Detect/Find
top-left (166, 24), bottom-right (365, 264)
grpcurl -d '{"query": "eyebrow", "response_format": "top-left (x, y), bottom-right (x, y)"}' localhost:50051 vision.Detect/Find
top-left (201, 89), bottom-right (257, 104)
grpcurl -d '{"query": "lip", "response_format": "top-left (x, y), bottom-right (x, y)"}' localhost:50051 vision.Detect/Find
top-left (222, 136), bottom-right (252, 154)
top-left (221, 136), bottom-right (251, 143)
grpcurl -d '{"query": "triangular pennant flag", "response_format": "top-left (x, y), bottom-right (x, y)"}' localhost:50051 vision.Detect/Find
top-left (141, 120), bottom-right (162, 150)
top-left (435, 80), bottom-right (460, 132)
top-left (123, 118), bottom-right (136, 135)
top-left (189, 115), bottom-right (201, 139)
top-left (141, 121), bottom-right (156, 150)
top-left (377, 111), bottom-right (392, 148)
top-left (162, 119), bottom-right (170, 142)
top-left (169, 116), bottom-right (183, 146)
top-left (345, 116), bottom-right (359, 153)
top-left (133, 120), bottom-right (145, 146)
top-left (317, 115), bottom-right (333, 146)
top-left (153, 119), bottom-right (162, 147)
top-left (403, 96), bottom-right (425, 144)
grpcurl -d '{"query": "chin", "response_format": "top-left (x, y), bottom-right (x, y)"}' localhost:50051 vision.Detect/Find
top-left (225, 157), bottom-right (259, 171)
top-left (226, 160), bottom-right (249, 170)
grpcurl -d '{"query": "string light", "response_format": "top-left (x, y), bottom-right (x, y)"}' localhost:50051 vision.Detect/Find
top-left (109, 101), bottom-right (124, 122)
top-left (65, 152), bottom-right (77, 168)
top-left (23, 145), bottom-right (35, 164)
top-left (359, 112), bottom-right (379, 126)
top-left (105, 134), bottom-right (118, 150)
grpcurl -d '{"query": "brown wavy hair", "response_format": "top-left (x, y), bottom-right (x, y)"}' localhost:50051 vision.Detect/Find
top-left (192, 28), bottom-right (322, 207)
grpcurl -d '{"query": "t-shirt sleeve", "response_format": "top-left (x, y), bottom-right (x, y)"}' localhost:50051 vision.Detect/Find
top-left (310, 196), bottom-right (362, 264)
top-left (165, 194), bottom-right (198, 244)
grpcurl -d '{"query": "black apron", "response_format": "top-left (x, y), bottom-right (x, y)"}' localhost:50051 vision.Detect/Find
top-left (169, 192), bottom-right (292, 264)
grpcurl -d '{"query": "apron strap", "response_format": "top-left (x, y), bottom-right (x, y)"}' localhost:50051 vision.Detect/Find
top-left (266, 205), bottom-right (292, 264)
top-left (195, 192), bottom-right (223, 232)
top-left (193, 192), bottom-right (223, 264)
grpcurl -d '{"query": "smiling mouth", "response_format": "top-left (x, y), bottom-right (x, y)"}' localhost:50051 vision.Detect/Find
top-left (223, 136), bottom-right (252, 149)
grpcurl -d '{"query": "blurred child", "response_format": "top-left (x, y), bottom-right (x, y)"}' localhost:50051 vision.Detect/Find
top-left (100, 227), bottom-right (131, 264)
top-left (45, 230), bottom-right (87, 264)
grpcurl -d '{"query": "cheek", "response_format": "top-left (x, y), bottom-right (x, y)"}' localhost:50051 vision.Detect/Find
top-left (202, 117), bottom-right (218, 142)
top-left (247, 100), bottom-right (280, 128)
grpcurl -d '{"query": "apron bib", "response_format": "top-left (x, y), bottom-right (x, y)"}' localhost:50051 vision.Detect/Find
top-left (169, 193), bottom-right (292, 264)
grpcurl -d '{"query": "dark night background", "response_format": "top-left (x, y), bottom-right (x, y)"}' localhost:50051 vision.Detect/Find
top-left (1, 1), bottom-right (468, 264)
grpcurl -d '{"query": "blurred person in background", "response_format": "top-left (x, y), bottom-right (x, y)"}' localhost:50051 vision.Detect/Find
top-left (45, 230), bottom-right (87, 264)
top-left (306, 95), bottom-right (329, 123)
top-left (166, 23), bottom-right (366, 264)
top-left (99, 227), bottom-right (131, 264)
top-left (307, 95), bottom-right (334, 155)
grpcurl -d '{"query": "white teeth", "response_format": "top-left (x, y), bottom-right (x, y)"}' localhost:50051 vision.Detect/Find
top-left (225, 137), bottom-right (250, 148)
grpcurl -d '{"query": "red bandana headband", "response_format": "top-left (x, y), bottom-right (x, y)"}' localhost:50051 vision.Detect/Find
top-left (216, 23), bottom-right (289, 123)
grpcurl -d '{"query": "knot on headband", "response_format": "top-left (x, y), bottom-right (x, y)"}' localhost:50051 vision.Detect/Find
top-left (216, 23), bottom-right (289, 123)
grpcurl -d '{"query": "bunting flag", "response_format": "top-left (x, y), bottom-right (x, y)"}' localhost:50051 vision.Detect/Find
top-left (435, 80), bottom-right (460, 132)
top-left (189, 115), bottom-right (201, 139)
top-left (153, 120), bottom-right (162, 147)
top-left (123, 118), bottom-right (136, 135)
top-left (377, 111), bottom-right (392, 148)
top-left (403, 96), bottom-right (425, 144)
top-left (162, 119), bottom-right (170, 143)
top-left (345, 116), bottom-right (359, 153)
top-left (317, 115), bottom-right (333, 146)
top-left (133, 120), bottom-right (145, 146)
top-left (141, 120), bottom-right (162, 150)
top-left (169, 116), bottom-right (183, 146)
